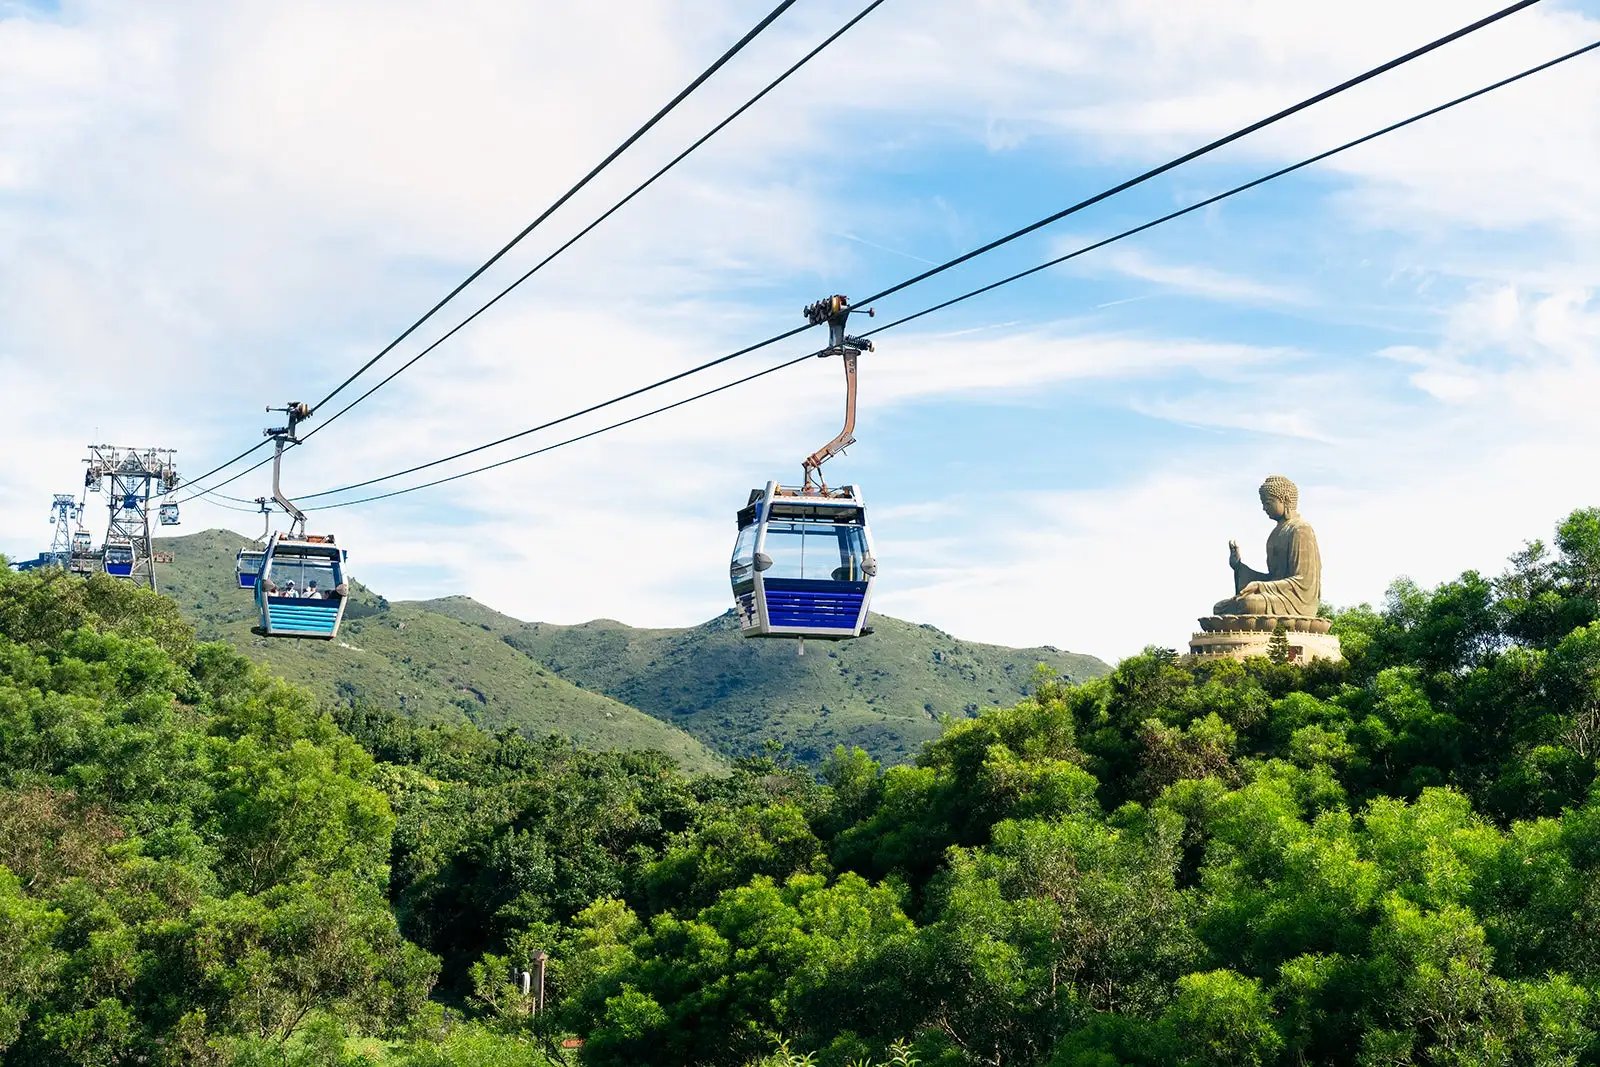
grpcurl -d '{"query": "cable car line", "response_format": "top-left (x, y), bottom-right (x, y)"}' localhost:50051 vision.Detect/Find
top-left (303, 0), bottom-right (802, 420)
top-left (164, 439), bottom-right (273, 503)
top-left (286, 36), bottom-right (1598, 514)
top-left (846, 0), bottom-right (1541, 311)
top-left (167, 0), bottom-right (858, 502)
top-left (300, 0), bottom-right (893, 446)
top-left (853, 36), bottom-right (1600, 340)
top-left (170, 452), bottom-right (278, 506)
top-left (285, 1), bottom-right (1549, 508)
top-left (296, 324), bottom-right (813, 500)
top-left (307, 351), bottom-right (821, 510)
top-left (193, 494), bottom-right (268, 514)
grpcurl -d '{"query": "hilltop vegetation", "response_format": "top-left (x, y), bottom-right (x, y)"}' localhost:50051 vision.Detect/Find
top-left (154, 530), bottom-right (720, 772)
top-left (6, 507), bottom-right (1600, 1066)
top-left (0, 567), bottom-right (440, 1064)
top-left (422, 597), bottom-right (1108, 764)
top-left (156, 528), bottom-right (1110, 768)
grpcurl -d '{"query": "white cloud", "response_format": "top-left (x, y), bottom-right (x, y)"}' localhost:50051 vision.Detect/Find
top-left (876, 283), bottom-right (1600, 660)
top-left (5, 0), bottom-right (1600, 672)
top-left (1070, 245), bottom-right (1311, 306)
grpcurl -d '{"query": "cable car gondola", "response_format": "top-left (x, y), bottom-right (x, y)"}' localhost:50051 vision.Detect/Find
top-left (732, 481), bottom-right (875, 641)
top-left (159, 501), bottom-right (180, 525)
top-left (731, 295), bottom-right (878, 648)
top-left (251, 403), bottom-right (349, 639)
top-left (69, 529), bottom-right (96, 576)
top-left (103, 538), bottom-right (134, 577)
top-left (256, 532), bottom-right (348, 638)
top-left (236, 549), bottom-right (265, 589)
top-left (235, 497), bottom-right (272, 590)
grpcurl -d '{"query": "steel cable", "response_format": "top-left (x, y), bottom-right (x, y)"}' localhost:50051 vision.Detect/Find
top-left (300, 37), bottom-right (1599, 512)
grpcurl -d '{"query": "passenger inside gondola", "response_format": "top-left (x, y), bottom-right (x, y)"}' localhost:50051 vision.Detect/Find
top-left (262, 555), bottom-right (345, 599)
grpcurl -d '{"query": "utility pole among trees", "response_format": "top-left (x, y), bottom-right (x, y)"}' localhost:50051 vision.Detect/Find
top-left (84, 445), bottom-right (179, 592)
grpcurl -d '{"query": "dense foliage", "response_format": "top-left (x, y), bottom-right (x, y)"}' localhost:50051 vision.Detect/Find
top-left (8, 508), bottom-right (1600, 1065)
top-left (0, 567), bottom-right (439, 1064)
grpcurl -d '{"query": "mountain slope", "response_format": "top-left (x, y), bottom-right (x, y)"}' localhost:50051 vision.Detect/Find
top-left (153, 530), bottom-right (721, 772)
top-left (420, 596), bottom-right (1110, 764)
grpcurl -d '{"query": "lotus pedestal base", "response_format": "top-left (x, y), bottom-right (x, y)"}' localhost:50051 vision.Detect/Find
top-left (1187, 616), bottom-right (1341, 663)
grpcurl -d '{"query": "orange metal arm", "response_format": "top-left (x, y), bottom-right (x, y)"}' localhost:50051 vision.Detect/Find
top-left (802, 348), bottom-right (858, 492)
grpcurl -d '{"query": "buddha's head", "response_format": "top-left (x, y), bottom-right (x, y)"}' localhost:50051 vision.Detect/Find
top-left (1259, 474), bottom-right (1298, 521)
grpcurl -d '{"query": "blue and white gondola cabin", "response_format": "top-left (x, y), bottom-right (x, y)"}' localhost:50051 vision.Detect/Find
top-left (103, 540), bottom-right (134, 577)
top-left (159, 502), bottom-right (180, 525)
top-left (235, 548), bottom-right (265, 589)
top-left (252, 532), bottom-right (348, 639)
top-left (730, 481), bottom-right (875, 640)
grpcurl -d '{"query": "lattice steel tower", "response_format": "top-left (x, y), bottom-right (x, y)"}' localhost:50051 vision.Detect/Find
top-left (46, 494), bottom-right (82, 569)
top-left (84, 445), bottom-right (179, 591)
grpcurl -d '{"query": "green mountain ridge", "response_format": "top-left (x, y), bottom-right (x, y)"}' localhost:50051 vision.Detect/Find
top-left (418, 593), bottom-right (1110, 764)
top-left (155, 528), bottom-right (1110, 767)
top-left (153, 529), bottom-right (722, 772)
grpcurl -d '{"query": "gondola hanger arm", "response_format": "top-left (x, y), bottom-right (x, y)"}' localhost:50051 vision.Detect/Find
top-left (263, 402), bottom-right (311, 536)
top-left (800, 295), bottom-right (873, 493)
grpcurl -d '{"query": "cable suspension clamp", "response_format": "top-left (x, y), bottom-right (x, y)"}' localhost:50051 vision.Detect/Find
top-left (263, 401), bottom-right (312, 443)
top-left (802, 294), bottom-right (874, 356)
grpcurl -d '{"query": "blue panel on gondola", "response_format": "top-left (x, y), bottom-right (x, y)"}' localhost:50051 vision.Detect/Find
top-left (263, 597), bottom-right (341, 636)
top-left (762, 579), bottom-right (867, 631)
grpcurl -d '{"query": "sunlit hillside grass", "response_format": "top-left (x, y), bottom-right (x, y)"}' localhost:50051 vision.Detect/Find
top-left (154, 529), bottom-right (722, 772)
top-left (421, 595), bottom-right (1111, 764)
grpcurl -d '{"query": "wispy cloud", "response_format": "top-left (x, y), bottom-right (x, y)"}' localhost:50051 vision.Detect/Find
top-left (4, 0), bottom-right (1598, 666)
top-left (1085, 247), bottom-right (1311, 306)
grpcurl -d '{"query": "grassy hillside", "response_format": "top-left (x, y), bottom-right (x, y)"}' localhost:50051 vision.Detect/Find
top-left (153, 530), bottom-right (721, 772)
top-left (421, 596), bottom-right (1110, 764)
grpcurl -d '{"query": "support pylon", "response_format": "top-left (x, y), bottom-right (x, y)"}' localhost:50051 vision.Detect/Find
top-left (47, 494), bottom-right (81, 569)
top-left (84, 445), bottom-right (179, 591)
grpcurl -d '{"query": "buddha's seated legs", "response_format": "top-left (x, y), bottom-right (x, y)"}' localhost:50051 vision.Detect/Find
top-left (1213, 594), bottom-right (1272, 616)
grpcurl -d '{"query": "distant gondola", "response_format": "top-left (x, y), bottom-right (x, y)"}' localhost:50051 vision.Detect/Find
top-left (236, 548), bottom-right (265, 589)
top-left (69, 530), bottom-right (96, 576)
top-left (248, 403), bottom-right (350, 639)
top-left (103, 538), bottom-right (134, 577)
top-left (235, 497), bottom-right (273, 590)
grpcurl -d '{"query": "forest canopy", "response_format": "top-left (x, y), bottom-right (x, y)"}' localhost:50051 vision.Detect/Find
top-left (5, 508), bottom-right (1600, 1065)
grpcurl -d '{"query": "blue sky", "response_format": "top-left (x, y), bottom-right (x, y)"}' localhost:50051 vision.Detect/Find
top-left (3, 0), bottom-right (1599, 660)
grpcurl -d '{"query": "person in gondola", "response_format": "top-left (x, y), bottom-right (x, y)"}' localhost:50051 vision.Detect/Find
top-left (304, 581), bottom-right (322, 598)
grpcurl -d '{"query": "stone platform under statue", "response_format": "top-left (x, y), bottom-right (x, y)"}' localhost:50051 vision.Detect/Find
top-left (1189, 614), bottom-right (1341, 662)
top-left (1185, 475), bottom-right (1341, 664)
